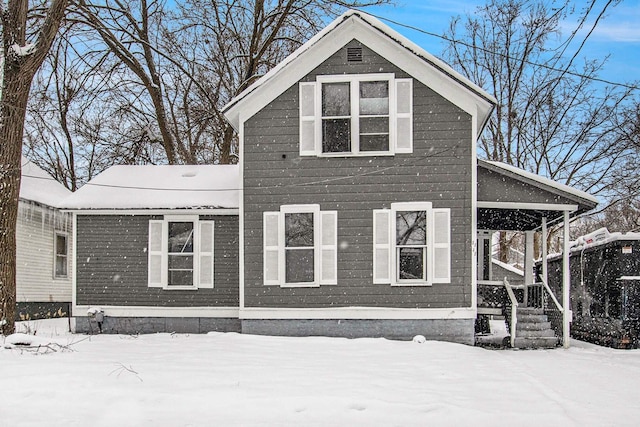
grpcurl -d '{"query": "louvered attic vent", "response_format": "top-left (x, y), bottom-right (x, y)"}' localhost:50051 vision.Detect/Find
top-left (347, 47), bottom-right (363, 62)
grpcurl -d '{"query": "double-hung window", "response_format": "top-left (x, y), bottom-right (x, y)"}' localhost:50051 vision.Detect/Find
top-left (167, 221), bottom-right (195, 286)
top-left (300, 74), bottom-right (412, 156)
top-left (54, 232), bottom-right (68, 278)
top-left (263, 205), bottom-right (337, 287)
top-left (373, 202), bottom-right (451, 286)
top-left (148, 215), bottom-right (214, 290)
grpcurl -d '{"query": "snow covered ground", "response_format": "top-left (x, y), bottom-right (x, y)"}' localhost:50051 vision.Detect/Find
top-left (2, 319), bottom-right (640, 426)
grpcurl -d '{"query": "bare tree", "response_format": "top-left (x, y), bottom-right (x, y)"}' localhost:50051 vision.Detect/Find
top-left (1, 0), bottom-right (69, 335)
top-left (444, 0), bottom-right (633, 194)
top-left (178, 0), bottom-right (391, 164)
top-left (24, 23), bottom-right (165, 189)
top-left (67, 0), bottom-right (389, 166)
top-left (443, 0), bottom-right (636, 262)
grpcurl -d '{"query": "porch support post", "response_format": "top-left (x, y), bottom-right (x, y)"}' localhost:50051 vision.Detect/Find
top-left (524, 230), bottom-right (534, 306)
top-left (541, 217), bottom-right (548, 286)
top-left (562, 210), bottom-right (571, 348)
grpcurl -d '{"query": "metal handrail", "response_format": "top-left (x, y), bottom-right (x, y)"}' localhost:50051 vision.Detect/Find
top-left (503, 277), bottom-right (518, 348)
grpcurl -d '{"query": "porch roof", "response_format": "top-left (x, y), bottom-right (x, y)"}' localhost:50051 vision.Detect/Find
top-left (477, 160), bottom-right (598, 231)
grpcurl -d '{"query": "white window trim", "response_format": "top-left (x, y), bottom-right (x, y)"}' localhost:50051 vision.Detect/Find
top-left (53, 231), bottom-right (69, 279)
top-left (263, 205), bottom-right (338, 288)
top-left (392, 202), bottom-right (433, 286)
top-left (280, 205), bottom-right (321, 287)
top-left (148, 215), bottom-right (214, 291)
top-left (299, 74), bottom-right (413, 157)
top-left (374, 202), bottom-right (451, 287)
top-left (317, 73), bottom-right (395, 157)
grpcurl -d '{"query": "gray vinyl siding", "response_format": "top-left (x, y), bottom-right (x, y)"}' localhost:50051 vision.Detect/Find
top-left (477, 166), bottom-right (578, 206)
top-left (75, 214), bottom-right (238, 307)
top-left (243, 39), bottom-right (473, 309)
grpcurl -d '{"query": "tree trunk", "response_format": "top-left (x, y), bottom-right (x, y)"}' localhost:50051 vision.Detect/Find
top-left (0, 0), bottom-right (69, 335)
top-left (0, 71), bottom-right (32, 335)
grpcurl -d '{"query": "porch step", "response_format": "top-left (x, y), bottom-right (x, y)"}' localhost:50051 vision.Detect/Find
top-left (513, 336), bottom-right (560, 349)
top-left (517, 321), bottom-right (552, 331)
top-left (517, 307), bottom-right (544, 315)
top-left (511, 308), bottom-right (559, 349)
top-left (516, 328), bottom-right (557, 338)
top-left (517, 314), bottom-right (549, 323)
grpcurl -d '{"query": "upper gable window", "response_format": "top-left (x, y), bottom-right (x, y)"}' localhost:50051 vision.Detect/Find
top-left (300, 74), bottom-right (412, 157)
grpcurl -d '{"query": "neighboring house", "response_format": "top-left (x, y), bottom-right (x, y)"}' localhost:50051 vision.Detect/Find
top-left (66, 10), bottom-right (597, 346)
top-left (60, 165), bottom-right (240, 333)
top-left (492, 259), bottom-right (524, 287)
top-left (544, 228), bottom-right (640, 348)
top-left (17, 157), bottom-right (73, 320)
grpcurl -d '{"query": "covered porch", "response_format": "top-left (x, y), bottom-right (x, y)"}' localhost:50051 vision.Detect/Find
top-left (475, 160), bottom-right (598, 348)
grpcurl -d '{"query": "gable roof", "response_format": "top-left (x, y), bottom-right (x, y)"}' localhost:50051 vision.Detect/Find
top-left (223, 10), bottom-right (496, 135)
top-left (20, 156), bottom-right (72, 208)
top-left (60, 165), bottom-right (239, 210)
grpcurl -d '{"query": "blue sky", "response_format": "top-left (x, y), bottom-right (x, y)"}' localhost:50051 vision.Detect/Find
top-left (360, 0), bottom-right (640, 91)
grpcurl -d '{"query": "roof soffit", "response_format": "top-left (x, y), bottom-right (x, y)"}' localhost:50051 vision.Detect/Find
top-left (223, 11), bottom-right (495, 134)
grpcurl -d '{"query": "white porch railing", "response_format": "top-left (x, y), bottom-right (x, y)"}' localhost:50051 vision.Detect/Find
top-left (503, 278), bottom-right (519, 348)
top-left (477, 277), bottom-right (565, 348)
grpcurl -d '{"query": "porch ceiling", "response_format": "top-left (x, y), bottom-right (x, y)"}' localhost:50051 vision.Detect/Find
top-left (478, 207), bottom-right (565, 231)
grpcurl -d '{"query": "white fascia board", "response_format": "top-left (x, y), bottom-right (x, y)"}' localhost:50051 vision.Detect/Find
top-left (239, 307), bottom-right (477, 320)
top-left (477, 201), bottom-right (578, 212)
top-left (223, 12), bottom-right (495, 135)
top-left (73, 305), bottom-right (239, 318)
top-left (66, 209), bottom-right (239, 216)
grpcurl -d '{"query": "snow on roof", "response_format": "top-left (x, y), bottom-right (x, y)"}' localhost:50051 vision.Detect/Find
top-left (482, 160), bottom-right (598, 205)
top-left (491, 258), bottom-right (524, 276)
top-left (223, 9), bottom-right (496, 133)
top-left (20, 156), bottom-right (72, 208)
top-left (570, 227), bottom-right (640, 252)
top-left (60, 165), bottom-right (239, 210)
top-left (544, 228), bottom-right (640, 261)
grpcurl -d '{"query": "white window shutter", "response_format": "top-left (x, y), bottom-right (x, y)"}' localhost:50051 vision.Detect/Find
top-left (320, 211), bottom-right (338, 285)
top-left (263, 211), bottom-right (281, 285)
top-left (198, 220), bottom-right (215, 288)
top-left (148, 220), bottom-right (164, 287)
top-left (299, 82), bottom-right (318, 156)
top-left (373, 210), bottom-right (392, 284)
top-left (395, 79), bottom-right (413, 153)
top-left (432, 208), bottom-right (451, 283)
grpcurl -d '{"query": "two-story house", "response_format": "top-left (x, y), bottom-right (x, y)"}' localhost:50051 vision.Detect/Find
top-left (221, 10), bottom-right (497, 344)
top-left (67, 10), bottom-right (596, 346)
